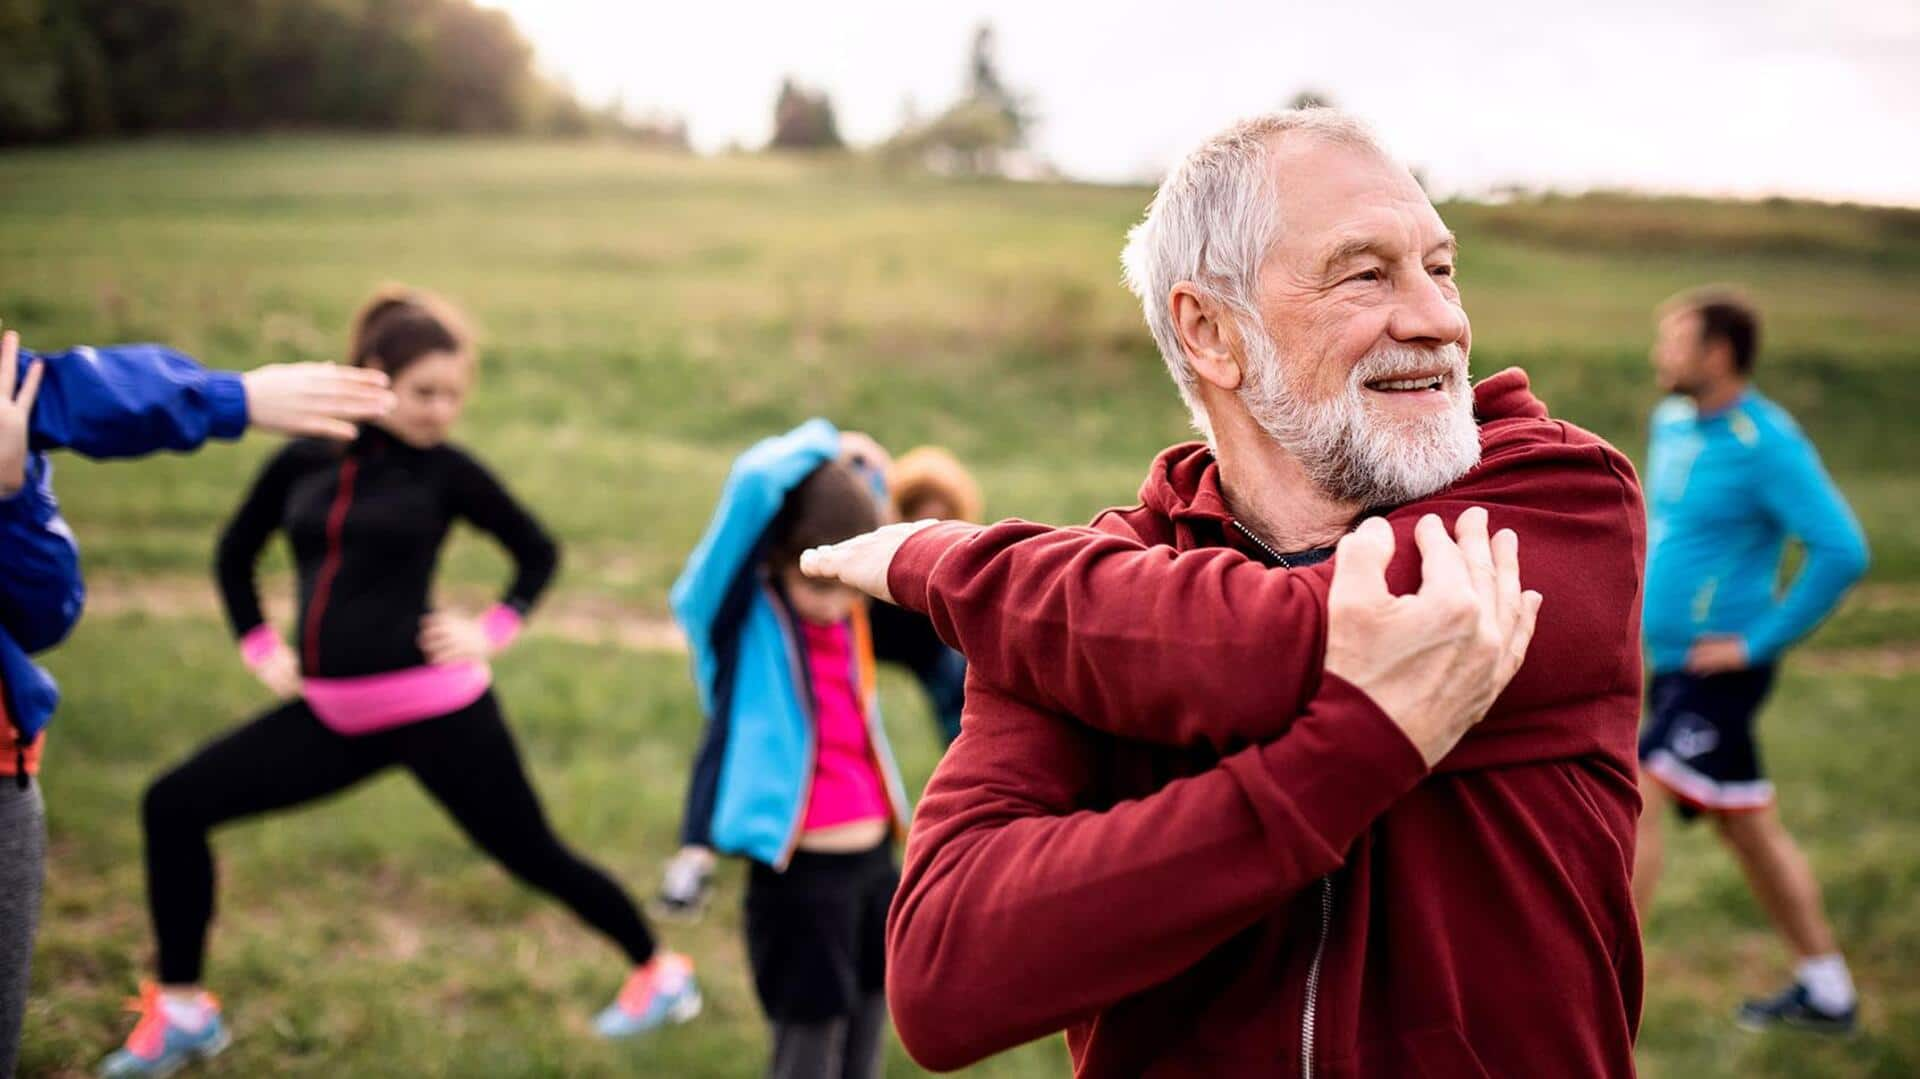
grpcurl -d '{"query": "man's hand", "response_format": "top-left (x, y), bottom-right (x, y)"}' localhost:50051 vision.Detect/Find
top-left (1685, 635), bottom-right (1749, 675)
top-left (242, 363), bottom-right (395, 440)
top-left (799, 519), bottom-right (943, 605)
top-left (419, 611), bottom-right (493, 665)
top-left (1323, 508), bottom-right (1543, 767)
top-left (0, 328), bottom-right (46, 496)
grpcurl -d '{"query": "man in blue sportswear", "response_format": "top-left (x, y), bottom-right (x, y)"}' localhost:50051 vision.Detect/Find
top-left (1631, 289), bottom-right (1870, 1035)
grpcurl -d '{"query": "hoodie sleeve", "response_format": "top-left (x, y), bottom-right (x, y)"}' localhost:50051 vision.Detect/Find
top-left (887, 671), bottom-right (1427, 1071)
top-left (23, 345), bottom-right (249, 458)
top-left (886, 428), bottom-right (1645, 759)
top-left (0, 454), bottom-right (84, 654)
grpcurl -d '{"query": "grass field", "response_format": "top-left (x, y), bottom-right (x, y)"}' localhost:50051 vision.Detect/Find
top-left (1, 137), bottom-right (1916, 1077)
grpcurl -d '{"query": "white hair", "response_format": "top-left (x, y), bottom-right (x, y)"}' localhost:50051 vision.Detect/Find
top-left (1120, 108), bottom-right (1386, 442)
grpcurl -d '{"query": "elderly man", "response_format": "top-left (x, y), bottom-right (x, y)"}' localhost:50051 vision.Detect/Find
top-left (806, 110), bottom-right (1646, 1077)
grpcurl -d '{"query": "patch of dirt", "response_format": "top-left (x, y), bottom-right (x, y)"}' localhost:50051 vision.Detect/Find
top-left (82, 574), bottom-right (686, 654)
top-left (80, 574), bottom-right (1917, 675)
top-left (1796, 644), bottom-right (1920, 677)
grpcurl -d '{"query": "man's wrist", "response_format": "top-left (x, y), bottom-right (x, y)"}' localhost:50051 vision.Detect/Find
top-left (209, 371), bottom-right (250, 439)
top-left (885, 520), bottom-right (981, 614)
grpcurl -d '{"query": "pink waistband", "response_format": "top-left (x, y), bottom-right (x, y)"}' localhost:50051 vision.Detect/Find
top-left (302, 663), bottom-right (492, 735)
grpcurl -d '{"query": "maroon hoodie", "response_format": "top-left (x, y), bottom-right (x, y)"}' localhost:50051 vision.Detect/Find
top-left (883, 369), bottom-right (1646, 1077)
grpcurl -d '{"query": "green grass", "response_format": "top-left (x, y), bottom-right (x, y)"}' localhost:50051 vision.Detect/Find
top-left (2, 137), bottom-right (1916, 1076)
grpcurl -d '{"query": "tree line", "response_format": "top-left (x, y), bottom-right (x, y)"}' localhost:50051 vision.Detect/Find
top-left (0, 0), bottom-right (674, 145)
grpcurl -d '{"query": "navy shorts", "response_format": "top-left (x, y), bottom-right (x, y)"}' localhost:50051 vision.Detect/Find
top-left (744, 842), bottom-right (897, 1023)
top-left (1639, 666), bottom-right (1777, 820)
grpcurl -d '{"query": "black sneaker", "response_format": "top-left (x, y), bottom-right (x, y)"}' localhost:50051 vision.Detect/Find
top-left (649, 850), bottom-right (714, 923)
top-left (1735, 982), bottom-right (1857, 1035)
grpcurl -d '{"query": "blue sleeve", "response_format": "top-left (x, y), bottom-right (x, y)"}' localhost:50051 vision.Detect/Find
top-left (669, 419), bottom-right (840, 711)
top-left (1743, 427), bottom-right (1870, 662)
top-left (22, 344), bottom-right (249, 459)
top-left (0, 454), bottom-right (85, 654)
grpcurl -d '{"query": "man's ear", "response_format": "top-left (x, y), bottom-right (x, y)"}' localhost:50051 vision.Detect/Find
top-left (1171, 283), bottom-right (1243, 391)
top-left (1702, 337), bottom-right (1737, 380)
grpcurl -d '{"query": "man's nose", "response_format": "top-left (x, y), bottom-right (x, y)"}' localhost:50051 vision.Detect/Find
top-left (1387, 271), bottom-right (1469, 347)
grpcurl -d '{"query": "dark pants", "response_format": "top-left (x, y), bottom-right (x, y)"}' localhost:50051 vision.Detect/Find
top-left (0, 777), bottom-right (44, 1077)
top-left (142, 692), bottom-right (655, 984)
top-left (770, 993), bottom-right (887, 1079)
top-left (746, 844), bottom-right (896, 1079)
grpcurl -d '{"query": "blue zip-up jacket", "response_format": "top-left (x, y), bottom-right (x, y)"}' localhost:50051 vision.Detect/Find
top-left (670, 419), bottom-right (910, 869)
top-left (2, 345), bottom-right (249, 747)
top-left (1643, 388), bottom-right (1869, 673)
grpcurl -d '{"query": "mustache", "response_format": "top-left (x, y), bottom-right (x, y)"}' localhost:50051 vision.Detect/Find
top-left (1348, 343), bottom-right (1469, 388)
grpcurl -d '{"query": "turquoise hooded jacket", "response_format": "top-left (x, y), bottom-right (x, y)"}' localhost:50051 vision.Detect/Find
top-left (670, 419), bottom-right (910, 868)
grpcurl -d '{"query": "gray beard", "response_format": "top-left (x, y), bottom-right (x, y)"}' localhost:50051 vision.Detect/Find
top-left (1238, 334), bottom-right (1482, 509)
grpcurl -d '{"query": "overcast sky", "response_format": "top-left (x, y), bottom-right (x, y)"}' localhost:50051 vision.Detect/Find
top-left (483, 0), bottom-right (1920, 205)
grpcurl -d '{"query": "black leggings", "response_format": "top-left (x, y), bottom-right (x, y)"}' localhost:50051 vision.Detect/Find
top-left (142, 691), bottom-right (655, 984)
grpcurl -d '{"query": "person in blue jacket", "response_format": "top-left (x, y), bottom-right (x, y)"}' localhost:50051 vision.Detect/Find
top-left (0, 324), bottom-right (392, 1076)
top-left (1631, 289), bottom-right (1871, 1035)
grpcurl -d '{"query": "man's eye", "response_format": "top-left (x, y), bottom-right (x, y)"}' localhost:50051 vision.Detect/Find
top-left (1430, 264), bottom-right (1456, 278)
top-left (1346, 269), bottom-right (1383, 284)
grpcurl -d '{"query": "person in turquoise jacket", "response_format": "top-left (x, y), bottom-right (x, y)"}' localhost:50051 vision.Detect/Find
top-left (667, 419), bottom-right (911, 867)
top-left (663, 419), bottom-right (912, 1079)
top-left (1631, 289), bottom-right (1870, 1036)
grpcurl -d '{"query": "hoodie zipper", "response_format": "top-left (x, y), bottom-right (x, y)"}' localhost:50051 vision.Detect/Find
top-left (1302, 875), bottom-right (1333, 1078)
top-left (1231, 519), bottom-right (1298, 569)
top-left (303, 457), bottom-right (360, 672)
top-left (1234, 517), bottom-right (1333, 1077)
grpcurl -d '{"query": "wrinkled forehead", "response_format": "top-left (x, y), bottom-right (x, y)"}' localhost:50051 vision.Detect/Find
top-left (1263, 139), bottom-right (1450, 265)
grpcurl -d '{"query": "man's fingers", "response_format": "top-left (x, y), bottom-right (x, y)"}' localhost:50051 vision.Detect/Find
top-left (15, 360), bottom-right (44, 414)
top-left (1413, 512), bottom-right (1470, 597)
top-left (1509, 590), bottom-right (1544, 676)
top-left (324, 365), bottom-right (391, 389)
top-left (799, 544), bottom-right (839, 580)
top-left (289, 363), bottom-right (390, 389)
top-left (1453, 507), bottom-right (1495, 604)
top-left (318, 386), bottom-right (398, 414)
top-left (1330, 516), bottom-right (1395, 607)
top-left (1492, 527), bottom-right (1520, 630)
top-left (299, 417), bottom-right (361, 441)
top-left (1, 329), bottom-right (16, 395)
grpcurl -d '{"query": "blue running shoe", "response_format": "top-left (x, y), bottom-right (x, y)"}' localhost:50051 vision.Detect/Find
top-left (1736, 982), bottom-right (1858, 1035)
top-left (98, 983), bottom-right (231, 1077)
top-left (595, 952), bottom-right (702, 1038)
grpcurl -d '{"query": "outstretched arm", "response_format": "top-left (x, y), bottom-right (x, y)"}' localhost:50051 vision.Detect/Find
top-left (808, 433), bottom-right (1638, 757)
top-left (4, 324), bottom-right (390, 459)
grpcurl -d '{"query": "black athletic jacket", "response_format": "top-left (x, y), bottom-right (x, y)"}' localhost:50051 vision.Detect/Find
top-left (215, 426), bottom-right (558, 677)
